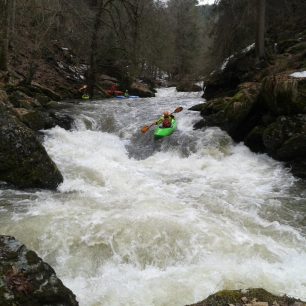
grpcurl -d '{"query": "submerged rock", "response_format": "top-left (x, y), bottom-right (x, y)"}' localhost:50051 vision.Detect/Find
top-left (0, 235), bottom-right (78, 306)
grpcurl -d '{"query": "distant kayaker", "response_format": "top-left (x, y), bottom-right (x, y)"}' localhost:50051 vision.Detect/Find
top-left (110, 84), bottom-right (118, 95)
top-left (156, 111), bottom-right (174, 128)
top-left (124, 90), bottom-right (129, 97)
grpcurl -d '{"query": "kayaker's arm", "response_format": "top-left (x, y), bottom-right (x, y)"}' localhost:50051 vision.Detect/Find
top-left (155, 117), bottom-right (164, 125)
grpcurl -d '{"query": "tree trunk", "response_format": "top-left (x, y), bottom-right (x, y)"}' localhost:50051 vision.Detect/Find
top-left (0, 0), bottom-right (9, 71)
top-left (88, 0), bottom-right (114, 98)
top-left (9, 0), bottom-right (16, 49)
top-left (255, 0), bottom-right (266, 61)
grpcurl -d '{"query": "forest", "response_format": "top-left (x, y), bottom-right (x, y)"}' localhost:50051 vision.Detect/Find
top-left (0, 0), bottom-right (305, 95)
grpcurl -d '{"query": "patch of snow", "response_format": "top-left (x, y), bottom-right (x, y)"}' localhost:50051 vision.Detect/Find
top-left (57, 61), bottom-right (64, 69)
top-left (196, 81), bottom-right (204, 88)
top-left (290, 71), bottom-right (306, 78)
top-left (242, 43), bottom-right (255, 54)
top-left (80, 64), bottom-right (89, 70)
top-left (61, 47), bottom-right (69, 51)
top-left (219, 43), bottom-right (255, 71)
top-left (221, 55), bottom-right (234, 70)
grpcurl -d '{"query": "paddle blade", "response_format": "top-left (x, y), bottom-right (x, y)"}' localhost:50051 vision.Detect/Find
top-left (141, 126), bottom-right (150, 133)
top-left (173, 106), bottom-right (183, 113)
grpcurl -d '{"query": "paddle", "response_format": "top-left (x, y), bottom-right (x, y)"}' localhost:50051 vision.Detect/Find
top-left (141, 106), bottom-right (183, 134)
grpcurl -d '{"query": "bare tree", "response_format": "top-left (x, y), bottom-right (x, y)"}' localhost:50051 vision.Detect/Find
top-left (255, 0), bottom-right (266, 61)
top-left (87, 0), bottom-right (115, 97)
top-left (0, 0), bottom-right (10, 71)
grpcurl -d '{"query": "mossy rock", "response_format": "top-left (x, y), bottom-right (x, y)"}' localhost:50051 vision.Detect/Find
top-left (262, 120), bottom-right (286, 153)
top-left (261, 74), bottom-right (306, 115)
top-left (262, 115), bottom-right (306, 158)
top-left (189, 103), bottom-right (207, 112)
top-left (195, 83), bottom-right (261, 141)
top-left (187, 288), bottom-right (304, 306)
top-left (17, 110), bottom-right (55, 131)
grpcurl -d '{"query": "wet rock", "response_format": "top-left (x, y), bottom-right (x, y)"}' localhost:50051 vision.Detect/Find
top-left (0, 235), bottom-right (78, 306)
top-left (189, 103), bottom-right (207, 112)
top-left (177, 81), bottom-right (202, 92)
top-left (0, 104), bottom-right (63, 189)
top-left (130, 81), bottom-right (155, 97)
top-left (49, 111), bottom-right (74, 130)
top-left (194, 82), bottom-right (261, 141)
top-left (244, 125), bottom-right (267, 153)
top-left (186, 288), bottom-right (305, 306)
top-left (262, 115), bottom-right (306, 159)
top-left (13, 109), bottom-right (55, 131)
top-left (288, 159), bottom-right (306, 179)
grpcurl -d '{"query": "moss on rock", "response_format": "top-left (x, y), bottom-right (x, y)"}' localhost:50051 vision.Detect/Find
top-left (186, 288), bottom-right (305, 306)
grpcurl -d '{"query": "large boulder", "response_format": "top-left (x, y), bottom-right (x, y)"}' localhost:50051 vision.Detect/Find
top-left (130, 81), bottom-right (155, 97)
top-left (194, 82), bottom-right (261, 141)
top-left (13, 108), bottom-right (73, 131)
top-left (260, 73), bottom-right (306, 115)
top-left (0, 235), bottom-right (78, 306)
top-left (262, 115), bottom-right (306, 161)
top-left (186, 288), bottom-right (305, 306)
top-left (0, 104), bottom-right (63, 189)
top-left (176, 81), bottom-right (202, 92)
top-left (203, 44), bottom-right (257, 100)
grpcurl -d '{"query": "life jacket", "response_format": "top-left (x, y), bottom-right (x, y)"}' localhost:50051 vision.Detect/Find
top-left (162, 117), bottom-right (172, 128)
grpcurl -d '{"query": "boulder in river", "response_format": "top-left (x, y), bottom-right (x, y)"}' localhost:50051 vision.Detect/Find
top-left (0, 104), bottom-right (63, 189)
top-left (186, 288), bottom-right (305, 306)
top-left (0, 235), bottom-right (78, 306)
top-left (194, 82), bottom-right (261, 141)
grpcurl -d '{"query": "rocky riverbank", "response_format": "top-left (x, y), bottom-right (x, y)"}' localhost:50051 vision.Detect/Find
top-left (0, 38), bottom-right (157, 190)
top-left (192, 30), bottom-right (306, 179)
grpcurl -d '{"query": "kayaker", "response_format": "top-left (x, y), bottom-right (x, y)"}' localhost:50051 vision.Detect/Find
top-left (124, 90), bottom-right (129, 97)
top-left (156, 111), bottom-right (174, 128)
top-left (109, 84), bottom-right (118, 95)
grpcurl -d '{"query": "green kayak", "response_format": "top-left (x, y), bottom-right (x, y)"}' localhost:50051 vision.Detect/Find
top-left (82, 94), bottom-right (90, 100)
top-left (154, 119), bottom-right (177, 139)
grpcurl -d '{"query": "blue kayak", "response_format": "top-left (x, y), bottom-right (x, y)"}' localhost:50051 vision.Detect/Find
top-left (116, 95), bottom-right (139, 99)
top-left (154, 119), bottom-right (177, 139)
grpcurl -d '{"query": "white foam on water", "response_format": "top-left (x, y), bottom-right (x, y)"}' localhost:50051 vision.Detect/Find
top-left (1, 88), bottom-right (306, 306)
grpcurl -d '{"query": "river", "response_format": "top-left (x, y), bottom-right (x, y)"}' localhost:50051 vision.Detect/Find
top-left (1, 88), bottom-right (306, 305)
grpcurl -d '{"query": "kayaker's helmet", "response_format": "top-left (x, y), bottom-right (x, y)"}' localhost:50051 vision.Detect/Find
top-left (163, 111), bottom-right (170, 117)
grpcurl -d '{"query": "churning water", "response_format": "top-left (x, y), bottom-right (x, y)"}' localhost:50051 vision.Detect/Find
top-left (1, 88), bottom-right (306, 306)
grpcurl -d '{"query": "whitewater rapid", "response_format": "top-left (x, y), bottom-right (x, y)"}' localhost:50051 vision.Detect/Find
top-left (1, 88), bottom-right (306, 305)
